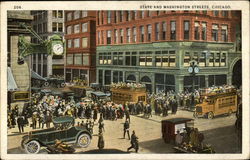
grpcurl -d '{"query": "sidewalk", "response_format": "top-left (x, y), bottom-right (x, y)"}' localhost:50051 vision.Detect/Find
top-left (133, 109), bottom-right (194, 123)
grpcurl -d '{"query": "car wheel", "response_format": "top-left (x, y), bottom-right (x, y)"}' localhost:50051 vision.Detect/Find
top-left (43, 81), bottom-right (50, 87)
top-left (207, 112), bottom-right (214, 119)
top-left (193, 112), bottom-right (198, 118)
top-left (24, 140), bottom-right (40, 154)
top-left (60, 83), bottom-right (66, 88)
top-left (77, 133), bottom-right (91, 148)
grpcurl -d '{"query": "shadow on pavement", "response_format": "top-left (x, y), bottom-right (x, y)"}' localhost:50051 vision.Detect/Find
top-left (139, 138), bottom-right (175, 153)
top-left (78, 148), bottom-right (128, 154)
top-left (201, 125), bottom-right (241, 153)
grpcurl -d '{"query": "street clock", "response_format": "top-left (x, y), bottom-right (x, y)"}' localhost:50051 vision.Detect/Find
top-left (188, 66), bottom-right (193, 73)
top-left (194, 66), bottom-right (199, 73)
top-left (50, 35), bottom-right (64, 55)
top-left (52, 43), bottom-right (63, 55)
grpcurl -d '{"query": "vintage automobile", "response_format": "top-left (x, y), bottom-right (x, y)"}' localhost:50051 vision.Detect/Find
top-left (21, 116), bottom-right (92, 154)
top-left (161, 117), bottom-right (194, 143)
top-left (43, 77), bottom-right (66, 88)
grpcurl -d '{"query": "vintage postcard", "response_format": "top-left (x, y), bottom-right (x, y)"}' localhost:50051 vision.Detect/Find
top-left (0, 1), bottom-right (249, 160)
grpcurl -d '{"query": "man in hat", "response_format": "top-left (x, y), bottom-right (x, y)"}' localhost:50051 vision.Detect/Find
top-left (17, 115), bottom-right (24, 133)
top-left (127, 130), bottom-right (139, 153)
top-left (123, 120), bottom-right (130, 140)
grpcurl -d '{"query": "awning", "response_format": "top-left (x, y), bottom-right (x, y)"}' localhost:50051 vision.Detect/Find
top-left (31, 70), bottom-right (46, 81)
top-left (91, 91), bottom-right (110, 97)
top-left (7, 67), bottom-right (18, 91)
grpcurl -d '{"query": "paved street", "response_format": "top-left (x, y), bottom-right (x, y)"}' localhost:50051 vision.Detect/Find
top-left (7, 110), bottom-right (240, 154)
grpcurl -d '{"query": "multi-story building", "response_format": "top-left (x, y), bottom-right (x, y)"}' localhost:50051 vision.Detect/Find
top-left (64, 11), bottom-right (96, 84)
top-left (96, 10), bottom-right (241, 93)
top-left (31, 10), bottom-right (65, 77)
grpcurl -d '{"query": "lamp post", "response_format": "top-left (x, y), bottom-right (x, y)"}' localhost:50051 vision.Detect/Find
top-left (188, 60), bottom-right (199, 92)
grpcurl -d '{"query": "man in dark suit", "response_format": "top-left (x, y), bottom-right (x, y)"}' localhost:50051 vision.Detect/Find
top-left (17, 115), bottom-right (24, 133)
top-left (123, 120), bottom-right (130, 140)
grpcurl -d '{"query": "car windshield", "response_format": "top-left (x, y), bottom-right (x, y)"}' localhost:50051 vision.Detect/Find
top-left (54, 122), bottom-right (73, 130)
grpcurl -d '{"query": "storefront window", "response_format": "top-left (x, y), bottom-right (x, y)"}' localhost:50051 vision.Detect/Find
top-left (104, 70), bottom-right (111, 85)
top-left (99, 70), bottom-right (103, 84)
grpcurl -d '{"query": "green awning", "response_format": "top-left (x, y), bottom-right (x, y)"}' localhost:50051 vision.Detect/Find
top-left (31, 70), bottom-right (46, 81)
top-left (7, 67), bottom-right (18, 91)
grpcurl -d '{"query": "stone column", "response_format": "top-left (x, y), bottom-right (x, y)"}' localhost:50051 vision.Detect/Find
top-left (10, 36), bottom-right (30, 91)
top-left (227, 72), bottom-right (232, 85)
top-left (102, 70), bottom-right (105, 85)
top-left (123, 71), bottom-right (125, 82)
top-left (175, 75), bottom-right (184, 93)
top-left (47, 55), bottom-right (53, 76)
top-left (205, 75), bottom-right (209, 87)
top-left (111, 70), bottom-right (114, 83)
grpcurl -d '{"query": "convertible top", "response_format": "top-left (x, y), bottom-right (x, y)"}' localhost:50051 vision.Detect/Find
top-left (53, 116), bottom-right (74, 124)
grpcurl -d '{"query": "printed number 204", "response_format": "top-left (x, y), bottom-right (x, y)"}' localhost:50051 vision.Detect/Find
top-left (14, 6), bottom-right (22, 9)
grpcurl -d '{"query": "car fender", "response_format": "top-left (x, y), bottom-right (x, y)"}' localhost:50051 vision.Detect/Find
top-left (24, 138), bottom-right (46, 147)
top-left (76, 131), bottom-right (92, 140)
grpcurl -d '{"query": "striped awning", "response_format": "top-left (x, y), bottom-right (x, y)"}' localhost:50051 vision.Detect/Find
top-left (7, 67), bottom-right (18, 91)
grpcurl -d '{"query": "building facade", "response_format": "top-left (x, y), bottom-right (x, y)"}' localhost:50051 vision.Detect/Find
top-left (31, 10), bottom-right (65, 77)
top-left (96, 10), bottom-right (241, 93)
top-left (64, 11), bottom-right (96, 84)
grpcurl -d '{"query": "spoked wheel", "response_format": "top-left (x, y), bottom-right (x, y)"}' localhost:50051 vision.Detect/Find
top-left (60, 83), bottom-right (66, 88)
top-left (193, 112), bottom-right (198, 118)
top-left (77, 133), bottom-right (91, 148)
top-left (43, 81), bottom-right (50, 87)
top-left (207, 112), bottom-right (214, 119)
top-left (24, 140), bottom-right (40, 154)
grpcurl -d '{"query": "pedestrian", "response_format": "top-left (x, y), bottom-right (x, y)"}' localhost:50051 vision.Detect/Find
top-left (125, 110), bottom-right (130, 123)
top-left (123, 120), bottom-right (130, 140)
top-left (17, 115), bottom-right (24, 133)
top-left (99, 121), bottom-right (105, 133)
top-left (93, 107), bottom-right (98, 122)
top-left (175, 130), bottom-right (183, 146)
top-left (127, 130), bottom-right (139, 153)
top-left (97, 130), bottom-right (104, 149)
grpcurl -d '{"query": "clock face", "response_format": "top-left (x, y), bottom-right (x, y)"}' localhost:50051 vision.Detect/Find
top-left (188, 67), bottom-right (193, 73)
top-left (194, 66), bottom-right (199, 73)
top-left (52, 43), bottom-right (63, 55)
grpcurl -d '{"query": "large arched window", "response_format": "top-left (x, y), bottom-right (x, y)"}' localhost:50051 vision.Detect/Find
top-left (126, 74), bottom-right (136, 82)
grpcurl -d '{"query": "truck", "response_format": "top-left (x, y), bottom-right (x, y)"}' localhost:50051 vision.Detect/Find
top-left (193, 89), bottom-right (237, 119)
